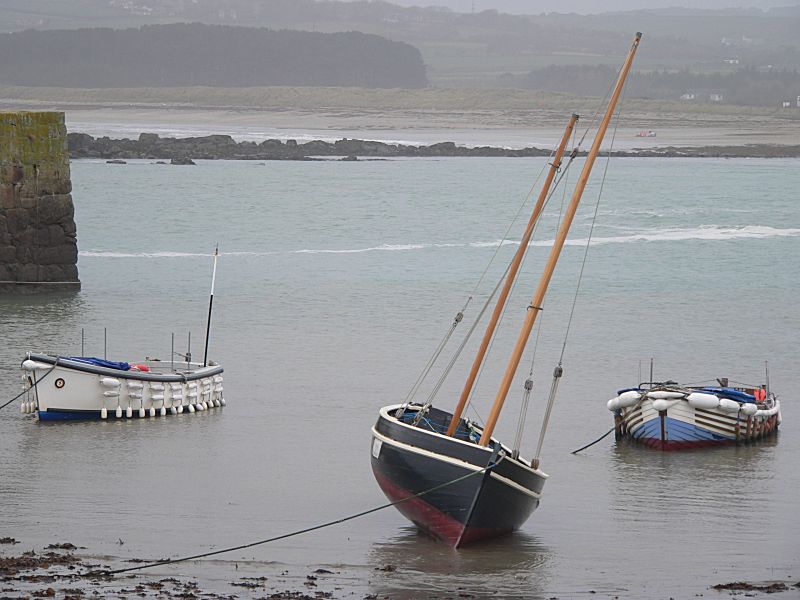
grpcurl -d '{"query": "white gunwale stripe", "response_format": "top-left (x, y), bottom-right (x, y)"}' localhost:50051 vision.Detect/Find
top-left (379, 404), bottom-right (548, 479)
top-left (489, 472), bottom-right (542, 499)
top-left (372, 427), bottom-right (543, 499)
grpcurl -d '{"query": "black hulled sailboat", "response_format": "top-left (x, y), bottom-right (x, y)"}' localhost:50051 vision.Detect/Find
top-left (370, 33), bottom-right (643, 547)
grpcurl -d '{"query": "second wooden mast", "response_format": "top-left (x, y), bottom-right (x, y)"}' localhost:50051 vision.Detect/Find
top-left (478, 32), bottom-right (643, 447)
top-left (446, 113), bottom-right (579, 436)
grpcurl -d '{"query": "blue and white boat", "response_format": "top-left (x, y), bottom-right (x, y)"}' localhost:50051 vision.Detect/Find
top-left (20, 353), bottom-right (225, 421)
top-left (608, 379), bottom-right (781, 450)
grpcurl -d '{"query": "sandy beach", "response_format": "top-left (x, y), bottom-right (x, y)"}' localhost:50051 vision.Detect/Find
top-left (3, 86), bottom-right (799, 149)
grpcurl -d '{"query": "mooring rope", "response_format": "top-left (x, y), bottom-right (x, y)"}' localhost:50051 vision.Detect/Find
top-left (84, 455), bottom-right (505, 578)
top-left (570, 425), bottom-right (617, 454)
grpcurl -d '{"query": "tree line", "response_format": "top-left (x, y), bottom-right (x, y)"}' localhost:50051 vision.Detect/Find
top-left (0, 23), bottom-right (427, 88)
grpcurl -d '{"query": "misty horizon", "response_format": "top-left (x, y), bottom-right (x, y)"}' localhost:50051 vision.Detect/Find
top-left (381, 0), bottom-right (798, 14)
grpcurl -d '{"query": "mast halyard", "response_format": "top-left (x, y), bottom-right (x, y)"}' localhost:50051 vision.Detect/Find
top-left (478, 32), bottom-right (643, 447)
top-left (446, 113), bottom-right (580, 437)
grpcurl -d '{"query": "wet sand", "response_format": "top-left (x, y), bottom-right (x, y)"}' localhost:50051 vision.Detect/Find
top-left (2, 541), bottom-right (798, 599)
top-left (4, 93), bottom-right (800, 150)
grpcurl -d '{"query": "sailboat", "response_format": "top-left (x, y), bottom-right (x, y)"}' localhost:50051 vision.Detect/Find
top-left (370, 34), bottom-right (643, 546)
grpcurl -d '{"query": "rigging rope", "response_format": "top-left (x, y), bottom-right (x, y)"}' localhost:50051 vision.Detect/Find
top-left (399, 152), bottom-right (557, 411)
top-left (0, 361), bottom-right (57, 412)
top-left (533, 63), bottom-right (631, 465)
top-left (513, 124), bottom-right (580, 456)
top-left (84, 455), bottom-right (505, 578)
top-left (413, 261), bottom-right (512, 423)
top-left (461, 137), bottom-right (586, 426)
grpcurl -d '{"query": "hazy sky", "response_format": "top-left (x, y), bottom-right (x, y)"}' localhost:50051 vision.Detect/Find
top-left (383, 0), bottom-right (795, 13)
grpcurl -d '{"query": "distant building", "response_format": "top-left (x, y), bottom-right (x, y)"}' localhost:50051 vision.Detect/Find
top-left (680, 89), bottom-right (724, 103)
top-left (782, 101), bottom-right (792, 108)
top-left (722, 57), bottom-right (740, 65)
top-left (797, 95), bottom-right (800, 107)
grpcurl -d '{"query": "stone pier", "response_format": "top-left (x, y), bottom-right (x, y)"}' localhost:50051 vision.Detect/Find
top-left (0, 111), bottom-right (79, 292)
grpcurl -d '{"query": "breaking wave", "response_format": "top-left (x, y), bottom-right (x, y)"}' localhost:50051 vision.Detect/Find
top-left (79, 226), bottom-right (800, 258)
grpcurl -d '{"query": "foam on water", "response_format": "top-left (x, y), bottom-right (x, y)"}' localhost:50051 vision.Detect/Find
top-left (79, 225), bottom-right (800, 259)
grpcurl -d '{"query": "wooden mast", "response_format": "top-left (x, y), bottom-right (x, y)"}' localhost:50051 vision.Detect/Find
top-left (479, 32), bottom-right (642, 447)
top-left (446, 113), bottom-right (579, 437)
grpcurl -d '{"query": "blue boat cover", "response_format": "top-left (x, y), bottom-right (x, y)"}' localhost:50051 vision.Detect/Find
top-left (700, 387), bottom-right (756, 403)
top-left (616, 387), bottom-right (643, 395)
top-left (615, 385), bottom-right (756, 403)
top-left (67, 357), bottom-right (131, 371)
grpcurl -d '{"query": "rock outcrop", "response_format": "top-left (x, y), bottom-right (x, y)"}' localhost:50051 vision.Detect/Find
top-left (1, 112), bottom-right (80, 292)
top-left (65, 132), bottom-right (800, 161)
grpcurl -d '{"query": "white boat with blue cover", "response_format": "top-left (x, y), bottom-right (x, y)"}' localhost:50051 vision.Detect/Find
top-left (608, 378), bottom-right (781, 450)
top-left (20, 353), bottom-right (225, 421)
top-left (17, 247), bottom-right (226, 422)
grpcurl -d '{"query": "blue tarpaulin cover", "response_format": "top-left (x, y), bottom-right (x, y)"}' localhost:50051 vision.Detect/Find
top-left (67, 357), bottom-right (131, 371)
top-left (700, 387), bottom-right (756, 403)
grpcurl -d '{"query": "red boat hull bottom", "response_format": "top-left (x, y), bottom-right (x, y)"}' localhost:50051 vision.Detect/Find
top-left (374, 471), bottom-right (510, 547)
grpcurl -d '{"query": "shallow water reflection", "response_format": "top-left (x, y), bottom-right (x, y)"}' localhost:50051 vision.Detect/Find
top-left (367, 529), bottom-right (551, 598)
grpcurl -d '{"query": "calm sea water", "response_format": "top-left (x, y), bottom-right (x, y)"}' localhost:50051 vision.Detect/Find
top-left (1, 156), bottom-right (799, 598)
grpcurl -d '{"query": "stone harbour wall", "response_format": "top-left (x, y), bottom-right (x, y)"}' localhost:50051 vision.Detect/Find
top-left (0, 111), bottom-right (79, 291)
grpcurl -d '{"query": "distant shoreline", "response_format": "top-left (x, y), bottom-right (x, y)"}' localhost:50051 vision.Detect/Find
top-left (68, 132), bottom-right (800, 160)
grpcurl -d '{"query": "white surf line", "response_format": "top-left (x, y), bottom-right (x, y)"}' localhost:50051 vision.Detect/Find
top-left (78, 226), bottom-right (800, 259)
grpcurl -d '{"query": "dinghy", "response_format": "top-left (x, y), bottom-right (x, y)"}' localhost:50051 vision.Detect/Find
top-left (608, 377), bottom-right (780, 450)
top-left (370, 34), bottom-right (643, 546)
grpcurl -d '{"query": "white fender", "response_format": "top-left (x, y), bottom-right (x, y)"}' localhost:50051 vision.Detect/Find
top-left (138, 407), bottom-right (145, 418)
top-left (619, 390), bottom-right (641, 406)
top-left (151, 394), bottom-right (164, 402)
top-left (100, 407), bottom-right (108, 419)
top-left (220, 398), bottom-right (226, 406)
top-left (126, 406), bottom-right (133, 418)
top-left (101, 377), bottom-right (120, 387)
top-left (718, 399), bottom-right (741, 413)
top-left (127, 381), bottom-right (143, 389)
top-left (21, 401), bottom-right (28, 413)
top-left (103, 390), bottom-right (119, 397)
top-left (177, 405), bottom-right (184, 414)
top-left (652, 398), bottom-right (680, 412)
top-left (757, 406), bottom-right (779, 418)
top-left (647, 390), bottom-right (685, 400)
top-left (188, 404), bottom-right (195, 413)
top-left (22, 359), bottom-right (51, 371)
top-left (607, 397), bottom-right (620, 412)
top-left (739, 403), bottom-right (758, 416)
top-left (150, 383), bottom-right (164, 391)
top-left (115, 406), bottom-right (123, 419)
top-left (687, 392), bottom-right (719, 410)
top-left (148, 407), bottom-right (156, 417)
top-left (213, 399), bottom-right (221, 407)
